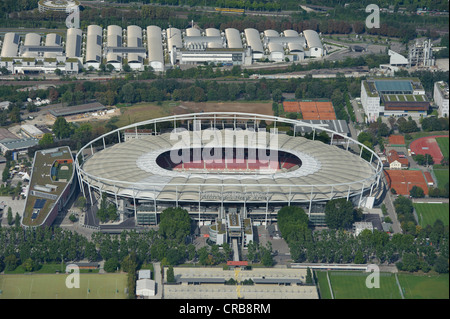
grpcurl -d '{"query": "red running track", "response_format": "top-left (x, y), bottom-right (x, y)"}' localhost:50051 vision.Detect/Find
top-left (409, 135), bottom-right (448, 164)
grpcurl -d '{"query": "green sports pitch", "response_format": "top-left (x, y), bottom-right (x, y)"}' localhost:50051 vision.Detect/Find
top-left (323, 271), bottom-right (402, 299)
top-left (316, 271), bottom-right (448, 299)
top-left (414, 203), bottom-right (449, 227)
top-left (0, 273), bottom-right (128, 299)
top-left (436, 137), bottom-right (449, 159)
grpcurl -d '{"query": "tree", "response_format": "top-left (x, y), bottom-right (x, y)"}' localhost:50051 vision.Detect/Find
top-left (305, 267), bottom-right (313, 285)
top-left (104, 258), bottom-right (119, 273)
top-left (166, 265), bottom-right (175, 283)
top-left (14, 212), bottom-right (21, 228)
top-left (409, 185), bottom-right (425, 198)
top-left (158, 207), bottom-right (191, 244)
top-left (7, 207), bottom-right (13, 225)
top-left (38, 133), bottom-right (54, 147)
top-left (4, 254), bottom-right (18, 271)
top-left (325, 198), bottom-right (354, 229)
top-left (52, 117), bottom-right (73, 139)
top-left (277, 206), bottom-right (309, 244)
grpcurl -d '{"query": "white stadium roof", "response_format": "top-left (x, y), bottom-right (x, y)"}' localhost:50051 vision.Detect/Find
top-left (78, 113), bottom-right (380, 204)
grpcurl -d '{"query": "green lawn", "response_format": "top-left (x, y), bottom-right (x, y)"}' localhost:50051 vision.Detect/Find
top-left (0, 273), bottom-right (128, 299)
top-left (414, 203), bottom-right (449, 227)
top-left (433, 168), bottom-right (449, 188)
top-left (398, 273), bottom-right (449, 299)
top-left (436, 136), bottom-right (449, 159)
top-left (316, 271), bottom-right (402, 299)
top-left (315, 271), bottom-right (332, 299)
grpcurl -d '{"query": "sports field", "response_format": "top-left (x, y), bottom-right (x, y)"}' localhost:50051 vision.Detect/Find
top-left (433, 168), bottom-right (449, 188)
top-left (398, 273), bottom-right (449, 299)
top-left (0, 273), bottom-right (128, 299)
top-left (316, 271), bottom-right (402, 299)
top-left (436, 137), bottom-right (449, 159)
top-left (414, 203), bottom-right (449, 227)
top-left (316, 271), bottom-right (448, 299)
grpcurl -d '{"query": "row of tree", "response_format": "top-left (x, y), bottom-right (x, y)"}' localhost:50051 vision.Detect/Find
top-left (276, 203), bottom-right (448, 274)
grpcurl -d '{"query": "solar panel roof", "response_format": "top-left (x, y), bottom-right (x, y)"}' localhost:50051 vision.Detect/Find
top-left (374, 80), bottom-right (413, 93)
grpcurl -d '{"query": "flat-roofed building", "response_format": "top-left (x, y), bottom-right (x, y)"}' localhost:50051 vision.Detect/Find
top-left (361, 78), bottom-right (429, 121)
top-left (21, 124), bottom-right (45, 139)
top-left (434, 81), bottom-right (449, 117)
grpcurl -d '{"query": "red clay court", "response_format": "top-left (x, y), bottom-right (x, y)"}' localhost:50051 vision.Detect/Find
top-left (384, 169), bottom-right (429, 195)
top-left (409, 135), bottom-right (448, 164)
top-left (282, 101), bottom-right (300, 113)
top-left (299, 101), bottom-right (337, 120)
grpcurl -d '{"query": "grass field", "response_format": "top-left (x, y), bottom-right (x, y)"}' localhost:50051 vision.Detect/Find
top-left (398, 273), bottom-right (449, 299)
top-left (433, 168), bottom-right (449, 188)
top-left (0, 273), bottom-right (128, 299)
top-left (315, 271), bottom-right (332, 299)
top-left (436, 137), bottom-right (449, 159)
top-left (315, 271), bottom-right (449, 299)
top-left (414, 203), bottom-right (449, 227)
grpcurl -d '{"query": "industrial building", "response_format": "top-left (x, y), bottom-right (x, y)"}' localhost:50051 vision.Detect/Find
top-left (0, 26), bottom-right (325, 74)
top-left (434, 81), bottom-right (449, 118)
top-left (361, 78), bottom-right (430, 121)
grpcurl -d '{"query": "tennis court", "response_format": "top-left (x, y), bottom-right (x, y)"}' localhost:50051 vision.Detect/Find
top-left (384, 170), bottom-right (429, 195)
top-left (282, 101), bottom-right (300, 113)
top-left (299, 101), bottom-right (337, 120)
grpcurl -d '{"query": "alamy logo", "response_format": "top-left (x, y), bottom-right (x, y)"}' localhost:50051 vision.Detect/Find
top-left (65, 264), bottom-right (80, 289)
top-left (169, 127), bottom-right (279, 174)
top-left (365, 264), bottom-right (380, 289)
top-left (365, 4), bottom-right (380, 29)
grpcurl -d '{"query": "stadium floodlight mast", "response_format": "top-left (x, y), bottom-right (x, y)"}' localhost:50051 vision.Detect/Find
top-left (75, 112), bottom-right (383, 225)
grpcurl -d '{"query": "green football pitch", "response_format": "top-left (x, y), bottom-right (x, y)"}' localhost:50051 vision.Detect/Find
top-left (436, 137), bottom-right (449, 159)
top-left (316, 271), bottom-right (449, 299)
top-left (398, 273), bottom-right (449, 299)
top-left (414, 203), bottom-right (449, 227)
top-left (0, 273), bottom-right (128, 299)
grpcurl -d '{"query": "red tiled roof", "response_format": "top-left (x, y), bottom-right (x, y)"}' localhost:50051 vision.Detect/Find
top-left (387, 150), bottom-right (409, 166)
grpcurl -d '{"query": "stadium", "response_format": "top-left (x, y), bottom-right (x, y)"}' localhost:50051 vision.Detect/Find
top-left (75, 113), bottom-right (383, 231)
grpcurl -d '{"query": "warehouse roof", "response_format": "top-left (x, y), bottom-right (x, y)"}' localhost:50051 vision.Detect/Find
top-left (86, 25), bottom-right (103, 63)
top-left (244, 28), bottom-right (264, 53)
top-left (49, 102), bottom-right (106, 117)
top-left (65, 28), bottom-right (82, 58)
top-left (225, 28), bottom-right (242, 49)
top-left (1, 33), bottom-right (20, 57)
top-left (167, 28), bottom-right (182, 50)
top-left (303, 29), bottom-right (323, 50)
top-left (147, 25), bottom-right (164, 67)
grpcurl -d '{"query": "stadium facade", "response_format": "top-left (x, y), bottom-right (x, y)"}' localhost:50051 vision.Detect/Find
top-left (0, 25), bottom-right (325, 74)
top-left (75, 113), bottom-right (382, 234)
